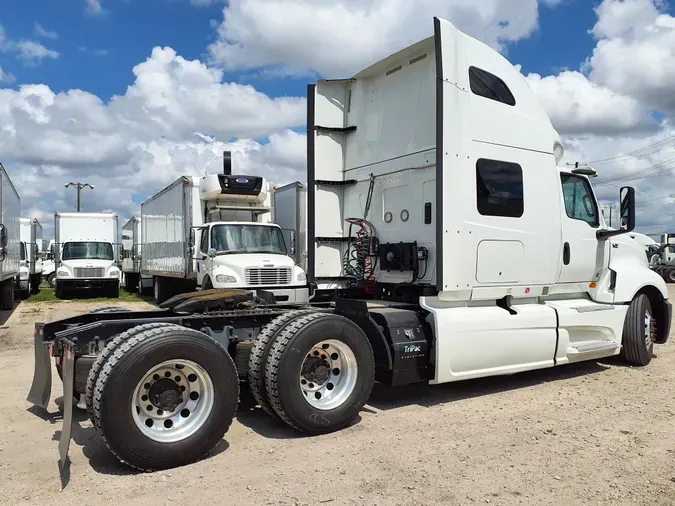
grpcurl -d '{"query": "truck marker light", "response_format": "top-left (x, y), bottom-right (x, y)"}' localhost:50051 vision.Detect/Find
top-left (589, 282), bottom-right (597, 289)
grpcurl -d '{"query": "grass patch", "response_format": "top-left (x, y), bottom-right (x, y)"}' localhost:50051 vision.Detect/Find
top-left (24, 287), bottom-right (153, 304)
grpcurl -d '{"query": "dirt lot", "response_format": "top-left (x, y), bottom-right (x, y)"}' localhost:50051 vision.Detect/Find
top-left (1, 293), bottom-right (675, 506)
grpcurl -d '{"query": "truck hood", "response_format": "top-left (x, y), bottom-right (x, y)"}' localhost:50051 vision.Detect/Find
top-left (212, 253), bottom-right (295, 269)
top-left (60, 259), bottom-right (115, 267)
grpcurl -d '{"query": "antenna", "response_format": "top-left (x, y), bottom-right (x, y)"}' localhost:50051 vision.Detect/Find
top-left (223, 151), bottom-right (232, 176)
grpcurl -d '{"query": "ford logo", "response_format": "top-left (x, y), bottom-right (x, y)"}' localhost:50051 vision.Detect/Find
top-left (235, 178), bottom-right (249, 183)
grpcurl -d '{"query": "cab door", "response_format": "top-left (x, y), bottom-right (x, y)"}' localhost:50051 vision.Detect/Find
top-left (557, 173), bottom-right (603, 283)
top-left (196, 227), bottom-right (211, 287)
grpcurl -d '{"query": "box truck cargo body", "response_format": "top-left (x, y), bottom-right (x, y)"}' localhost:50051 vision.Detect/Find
top-left (121, 216), bottom-right (152, 293)
top-left (19, 218), bottom-right (42, 297)
top-left (273, 182), bottom-right (308, 273)
top-left (0, 163), bottom-right (20, 309)
top-left (141, 169), bottom-right (309, 305)
top-left (54, 212), bottom-right (120, 298)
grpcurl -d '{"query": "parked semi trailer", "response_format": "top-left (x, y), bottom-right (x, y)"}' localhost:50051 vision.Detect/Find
top-left (19, 217), bottom-right (42, 298)
top-left (0, 163), bottom-right (20, 309)
top-left (140, 154), bottom-right (308, 305)
top-left (121, 217), bottom-right (152, 293)
top-left (28, 17), bottom-right (671, 473)
top-left (54, 212), bottom-right (121, 299)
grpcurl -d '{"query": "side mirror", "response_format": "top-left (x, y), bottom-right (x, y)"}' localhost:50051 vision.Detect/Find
top-left (189, 229), bottom-right (196, 248)
top-left (207, 248), bottom-right (217, 259)
top-left (0, 224), bottom-right (7, 249)
top-left (290, 230), bottom-right (296, 257)
top-left (597, 186), bottom-right (635, 239)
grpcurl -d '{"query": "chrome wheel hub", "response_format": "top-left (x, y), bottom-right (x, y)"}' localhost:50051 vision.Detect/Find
top-left (644, 310), bottom-right (656, 350)
top-left (132, 359), bottom-right (214, 443)
top-left (300, 339), bottom-right (358, 411)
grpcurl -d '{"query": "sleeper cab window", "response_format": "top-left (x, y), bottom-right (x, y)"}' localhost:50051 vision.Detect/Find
top-left (476, 159), bottom-right (524, 218)
top-left (560, 174), bottom-right (599, 228)
top-left (469, 66), bottom-right (516, 106)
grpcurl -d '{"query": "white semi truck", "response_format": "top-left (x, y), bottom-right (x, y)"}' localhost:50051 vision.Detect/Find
top-left (0, 163), bottom-right (20, 310)
top-left (54, 212), bottom-right (121, 299)
top-left (141, 153), bottom-right (309, 305)
top-left (31, 17), bottom-right (672, 473)
top-left (121, 217), bottom-right (152, 293)
top-left (19, 218), bottom-right (43, 298)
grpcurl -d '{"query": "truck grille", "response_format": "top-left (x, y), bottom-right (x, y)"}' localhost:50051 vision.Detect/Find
top-left (74, 267), bottom-right (105, 278)
top-left (245, 267), bottom-right (291, 286)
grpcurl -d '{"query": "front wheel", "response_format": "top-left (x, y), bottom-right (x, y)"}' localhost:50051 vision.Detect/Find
top-left (264, 313), bottom-right (374, 435)
top-left (92, 324), bottom-right (239, 471)
top-left (621, 293), bottom-right (655, 366)
top-left (47, 273), bottom-right (56, 289)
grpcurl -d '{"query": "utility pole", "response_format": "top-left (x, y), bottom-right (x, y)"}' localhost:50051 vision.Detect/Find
top-left (64, 182), bottom-right (95, 212)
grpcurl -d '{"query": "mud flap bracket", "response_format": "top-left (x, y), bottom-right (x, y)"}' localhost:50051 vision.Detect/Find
top-left (58, 339), bottom-right (75, 465)
top-left (26, 328), bottom-right (52, 409)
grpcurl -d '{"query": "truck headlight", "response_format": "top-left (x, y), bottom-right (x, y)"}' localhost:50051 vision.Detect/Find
top-left (216, 274), bottom-right (237, 284)
top-left (109, 270), bottom-right (120, 278)
top-left (20, 271), bottom-right (29, 280)
top-left (296, 272), bottom-right (307, 281)
top-left (57, 270), bottom-right (69, 277)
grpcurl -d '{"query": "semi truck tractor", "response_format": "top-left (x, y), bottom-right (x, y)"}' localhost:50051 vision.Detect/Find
top-left (29, 17), bottom-right (671, 473)
top-left (121, 217), bottom-right (152, 293)
top-left (140, 154), bottom-right (309, 305)
top-left (19, 218), bottom-right (42, 298)
top-left (272, 181), bottom-right (308, 273)
top-left (54, 212), bottom-right (121, 299)
top-left (0, 163), bottom-right (20, 310)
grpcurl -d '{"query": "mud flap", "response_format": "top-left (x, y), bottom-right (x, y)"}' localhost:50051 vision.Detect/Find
top-left (58, 342), bottom-right (75, 464)
top-left (26, 328), bottom-right (52, 409)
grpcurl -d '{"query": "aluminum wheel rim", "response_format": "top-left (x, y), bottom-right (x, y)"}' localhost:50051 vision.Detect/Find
top-left (644, 309), bottom-right (655, 350)
top-left (300, 339), bottom-right (358, 411)
top-left (132, 359), bottom-right (214, 443)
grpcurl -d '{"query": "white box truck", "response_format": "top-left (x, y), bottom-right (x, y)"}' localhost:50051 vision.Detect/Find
top-left (0, 163), bottom-right (20, 309)
top-left (54, 212), bottom-right (121, 299)
top-left (41, 239), bottom-right (56, 288)
top-left (141, 154), bottom-right (309, 305)
top-left (32, 17), bottom-right (673, 473)
top-left (272, 182), bottom-right (308, 274)
top-left (19, 218), bottom-right (42, 298)
top-left (121, 216), bottom-right (152, 293)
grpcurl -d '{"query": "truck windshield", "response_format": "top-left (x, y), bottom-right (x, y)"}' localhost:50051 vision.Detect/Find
top-left (210, 225), bottom-right (287, 255)
top-left (20, 242), bottom-right (26, 261)
top-left (62, 242), bottom-right (114, 261)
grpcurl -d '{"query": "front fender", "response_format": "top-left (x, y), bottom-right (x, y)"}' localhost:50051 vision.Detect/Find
top-left (609, 244), bottom-right (668, 303)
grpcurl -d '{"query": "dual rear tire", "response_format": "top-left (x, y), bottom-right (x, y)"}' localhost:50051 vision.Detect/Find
top-left (248, 311), bottom-right (375, 435)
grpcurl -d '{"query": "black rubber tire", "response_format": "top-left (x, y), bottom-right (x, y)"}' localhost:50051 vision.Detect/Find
top-left (124, 274), bottom-right (138, 293)
top-left (30, 274), bottom-right (40, 294)
top-left (153, 277), bottom-right (172, 305)
top-left (85, 322), bottom-right (175, 428)
top-left (667, 269), bottom-right (675, 284)
top-left (55, 284), bottom-right (65, 300)
top-left (264, 313), bottom-right (374, 435)
top-left (92, 324), bottom-right (239, 471)
top-left (47, 272), bottom-right (56, 289)
top-left (202, 277), bottom-right (213, 290)
top-left (621, 293), bottom-right (654, 366)
top-left (247, 310), bottom-right (312, 418)
top-left (0, 279), bottom-right (14, 309)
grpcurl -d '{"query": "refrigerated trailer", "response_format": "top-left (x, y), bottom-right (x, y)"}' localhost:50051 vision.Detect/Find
top-left (29, 17), bottom-right (671, 473)
top-left (54, 212), bottom-right (121, 298)
top-left (19, 218), bottom-right (42, 298)
top-left (141, 154), bottom-right (309, 305)
top-left (121, 217), bottom-right (152, 293)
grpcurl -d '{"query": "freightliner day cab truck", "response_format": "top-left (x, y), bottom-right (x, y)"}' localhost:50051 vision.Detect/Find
top-left (28, 17), bottom-right (671, 473)
top-left (121, 217), bottom-right (152, 293)
top-left (54, 212), bottom-right (121, 299)
top-left (19, 218), bottom-right (43, 298)
top-left (140, 153), bottom-right (309, 305)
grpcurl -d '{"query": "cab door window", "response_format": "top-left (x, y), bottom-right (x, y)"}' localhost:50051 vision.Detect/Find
top-left (200, 229), bottom-right (209, 254)
top-left (560, 174), bottom-right (599, 228)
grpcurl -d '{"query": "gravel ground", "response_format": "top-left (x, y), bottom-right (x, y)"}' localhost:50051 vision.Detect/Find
top-left (0, 293), bottom-right (674, 506)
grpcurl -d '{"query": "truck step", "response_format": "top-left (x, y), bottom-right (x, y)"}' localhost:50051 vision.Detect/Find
top-left (567, 340), bottom-right (620, 354)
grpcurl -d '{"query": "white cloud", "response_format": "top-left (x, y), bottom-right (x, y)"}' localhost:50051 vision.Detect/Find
top-left (0, 66), bottom-right (15, 84)
top-left (525, 70), bottom-right (657, 135)
top-left (33, 22), bottom-right (57, 40)
top-left (190, 0), bottom-right (224, 5)
top-left (0, 25), bottom-right (59, 66)
top-left (208, 0), bottom-right (545, 77)
top-left (85, 0), bottom-right (107, 16)
top-left (0, 46), bottom-right (306, 236)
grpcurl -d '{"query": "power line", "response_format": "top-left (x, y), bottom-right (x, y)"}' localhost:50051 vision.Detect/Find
top-left (585, 135), bottom-right (675, 165)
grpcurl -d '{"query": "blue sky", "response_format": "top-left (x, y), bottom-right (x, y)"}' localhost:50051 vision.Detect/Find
top-left (0, 0), bottom-right (602, 101)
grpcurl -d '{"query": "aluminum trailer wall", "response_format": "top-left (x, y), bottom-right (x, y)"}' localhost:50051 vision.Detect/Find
top-left (122, 217), bottom-right (141, 274)
top-left (273, 182), bottom-right (307, 273)
top-left (0, 164), bottom-right (21, 284)
top-left (140, 177), bottom-right (201, 280)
